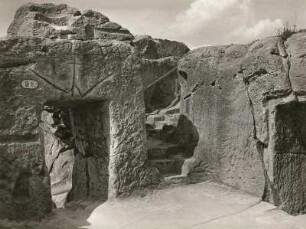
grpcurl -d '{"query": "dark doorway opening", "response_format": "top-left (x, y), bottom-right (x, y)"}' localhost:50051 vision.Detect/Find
top-left (40, 100), bottom-right (110, 208)
top-left (274, 102), bottom-right (306, 214)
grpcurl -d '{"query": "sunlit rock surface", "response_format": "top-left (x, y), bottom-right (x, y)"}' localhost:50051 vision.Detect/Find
top-left (8, 3), bottom-right (134, 41)
top-left (178, 31), bottom-right (306, 215)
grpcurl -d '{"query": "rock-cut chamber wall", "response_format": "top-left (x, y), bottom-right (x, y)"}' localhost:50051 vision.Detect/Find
top-left (178, 32), bottom-right (306, 215)
top-left (0, 3), bottom-right (181, 220)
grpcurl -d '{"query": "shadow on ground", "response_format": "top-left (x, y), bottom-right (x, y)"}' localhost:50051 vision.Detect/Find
top-left (2, 181), bottom-right (306, 229)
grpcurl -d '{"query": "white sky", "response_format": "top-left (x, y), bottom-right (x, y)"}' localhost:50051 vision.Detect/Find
top-left (0, 0), bottom-right (305, 48)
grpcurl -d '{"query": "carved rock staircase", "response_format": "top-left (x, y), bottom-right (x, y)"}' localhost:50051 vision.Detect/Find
top-left (146, 104), bottom-right (188, 183)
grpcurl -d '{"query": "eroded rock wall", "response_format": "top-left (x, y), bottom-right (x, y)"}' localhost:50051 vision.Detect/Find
top-left (0, 35), bottom-right (161, 219)
top-left (0, 21), bottom-right (163, 221)
top-left (178, 31), bottom-right (306, 214)
top-left (41, 106), bottom-right (74, 208)
top-left (0, 2), bottom-right (187, 220)
top-left (8, 3), bottom-right (134, 41)
top-left (178, 44), bottom-right (265, 196)
top-left (134, 35), bottom-right (189, 112)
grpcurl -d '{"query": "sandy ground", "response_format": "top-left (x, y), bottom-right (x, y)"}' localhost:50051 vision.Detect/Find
top-left (1, 181), bottom-right (306, 229)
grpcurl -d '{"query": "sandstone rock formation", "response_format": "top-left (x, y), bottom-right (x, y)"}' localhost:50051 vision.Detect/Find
top-left (5, 0), bottom-right (306, 222)
top-left (133, 35), bottom-right (189, 60)
top-left (178, 31), bottom-right (306, 215)
top-left (0, 3), bottom-right (189, 220)
top-left (40, 106), bottom-right (74, 208)
top-left (7, 2), bottom-right (190, 114)
top-left (8, 3), bottom-right (134, 41)
top-left (0, 35), bottom-right (163, 219)
top-left (134, 35), bottom-right (189, 112)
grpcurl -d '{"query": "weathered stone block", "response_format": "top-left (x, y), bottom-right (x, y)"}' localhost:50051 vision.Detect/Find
top-left (8, 3), bottom-right (134, 41)
top-left (0, 142), bottom-right (52, 220)
top-left (178, 31), bottom-right (306, 215)
top-left (274, 154), bottom-right (306, 215)
top-left (178, 44), bottom-right (266, 196)
top-left (0, 6), bottom-right (163, 218)
top-left (286, 33), bottom-right (306, 95)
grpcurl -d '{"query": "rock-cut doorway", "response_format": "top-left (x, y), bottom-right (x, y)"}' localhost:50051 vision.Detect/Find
top-left (40, 100), bottom-right (110, 208)
top-left (273, 102), bottom-right (306, 214)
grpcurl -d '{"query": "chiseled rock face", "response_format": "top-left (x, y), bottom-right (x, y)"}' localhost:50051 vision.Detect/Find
top-left (0, 35), bottom-right (160, 219)
top-left (8, 3), bottom-right (134, 41)
top-left (7, 3), bottom-right (190, 113)
top-left (134, 35), bottom-right (190, 112)
top-left (0, 2), bottom-right (194, 221)
top-left (178, 31), bottom-right (306, 215)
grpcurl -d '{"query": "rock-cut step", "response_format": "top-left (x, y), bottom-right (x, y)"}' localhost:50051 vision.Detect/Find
top-left (146, 104), bottom-right (181, 130)
top-left (147, 138), bottom-right (185, 176)
top-left (147, 138), bottom-right (180, 159)
top-left (149, 156), bottom-right (185, 176)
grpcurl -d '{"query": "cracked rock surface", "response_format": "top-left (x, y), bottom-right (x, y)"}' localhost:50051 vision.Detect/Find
top-left (8, 3), bottom-right (134, 41)
top-left (178, 31), bottom-right (306, 215)
top-left (0, 2), bottom-right (189, 220)
top-left (0, 2), bottom-right (192, 220)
